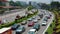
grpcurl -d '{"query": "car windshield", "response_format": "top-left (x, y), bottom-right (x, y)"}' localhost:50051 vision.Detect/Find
top-left (28, 31), bottom-right (34, 34)
top-left (43, 21), bottom-right (46, 23)
top-left (18, 27), bottom-right (22, 30)
top-left (12, 24), bottom-right (18, 27)
top-left (34, 24), bottom-right (38, 28)
top-left (44, 18), bottom-right (47, 20)
top-left (29, 22), bottom-right (32, 24)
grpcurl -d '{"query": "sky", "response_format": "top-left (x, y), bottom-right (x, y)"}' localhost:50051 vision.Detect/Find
top-left (8, 0), bottom-right (60, 4)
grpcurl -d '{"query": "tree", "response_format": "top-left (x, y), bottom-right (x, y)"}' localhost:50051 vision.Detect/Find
top-left (15, 1), bottom-right (22, 6)
top-left (9, 1), bottom-right (16, 6)
top-left (51, 1), bottom-right (60, 9)
top-left (28, 6), bottom-right (33, 11)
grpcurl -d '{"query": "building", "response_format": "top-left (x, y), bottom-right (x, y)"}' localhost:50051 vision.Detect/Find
top-left (0, 27), bottom-right (12, 34)
top-left (29, 1), bottom-right (41, 9)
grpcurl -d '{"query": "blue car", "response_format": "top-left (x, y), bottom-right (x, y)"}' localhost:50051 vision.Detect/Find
top-left (16, 26), bottom-right (25, 34)
top-left (11, 24), bottom-right (20, 30)
top-left (33, 24), bottom-right (40, 31)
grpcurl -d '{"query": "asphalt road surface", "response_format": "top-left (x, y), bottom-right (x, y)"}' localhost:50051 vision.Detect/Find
top-left (23, 10), bottom-right (54, 34)
top-left (0, 9), bottom-right (54, 34)
top-left (12, 9), bottom-right (54, 34)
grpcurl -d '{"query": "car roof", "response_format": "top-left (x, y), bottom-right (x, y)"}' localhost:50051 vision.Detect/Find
top-left (34, 24), bottom-right (39, 26)
top-left (29, 29), bottom-right (36, 32)
top-left (34, 23), bottom-right (38, 25)
top-left (19, 26), bottom-right (24, 28)
top-left (17, 26), bottom-right (24, 30)
top-left (43, 21), bottom-right (46, 22)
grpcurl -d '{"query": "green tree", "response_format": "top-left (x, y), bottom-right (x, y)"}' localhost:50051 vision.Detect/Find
top-left (51, 1), bottom-right (60, 9)
top-left (9, 1), bottom-right (16, 6)
top-left (15, 1), bottom-right (22, 6)
top-left (28, 6), bottom-right (33, 11)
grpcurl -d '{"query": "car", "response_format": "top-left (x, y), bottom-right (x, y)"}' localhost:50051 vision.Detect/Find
top-left (32, 16), bottom-right (36, 19)
top-left (28, 29), bottom-right (36, 34)
top-left (21, 21), bottom-right (27, 25)
top-left (45, 15), bottom-right (51, 19)
top-left (42, 21), bottom-right (47, 26)
top-left (35, 16), bottom-right (41, 20)
top-left (32, 19), bottom-right (38, 23)
top-left (33, 24), bottom-right (40, 31)
top-left (16, 26), bottom-right (25, 34)
top-left (28, 18), bottom-right (32, 21)
top-left (11, 24), bottom-right (20, 30)
top-left (16, 14), bottom-right (20, 19)
top-left (38, 14), bottom-right (43, 18)
top-left (28, 21), bottom-right (34, 27)
top-left (46, 16), bottom-right (50, 19)
top-left (36, 16), bottom-right (41, 20)
top-left (50, 14), bottom-right (52, 17)
top-left (44, 17), bottom-right (48, 22)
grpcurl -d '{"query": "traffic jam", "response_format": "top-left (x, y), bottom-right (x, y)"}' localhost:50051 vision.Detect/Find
top-left (0, 10), bottom-right (52, 34)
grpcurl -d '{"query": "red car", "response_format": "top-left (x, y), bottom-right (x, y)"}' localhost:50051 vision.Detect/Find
top-left (28, 21), bottom-right (34, 27)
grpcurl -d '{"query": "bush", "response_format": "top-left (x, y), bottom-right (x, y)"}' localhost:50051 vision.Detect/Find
top-left (0, 10), bottom-right (5, 14)
top-left (45, 32), bottom-right (48, 34)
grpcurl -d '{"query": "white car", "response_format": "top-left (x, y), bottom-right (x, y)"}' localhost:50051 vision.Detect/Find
top-left (42, 21), bottom-right (47, 26)
top-left (36, 16), bottom-right (40, 20)
top-left (28, 18), bottom-right (32, 21)
top-left (33, 19), bottom-right (38, 23)
top-left (28, 11), bottom-right (34, 14)
top-left (28, 29), bottom-right (36, 34)
top-left (32, 16), bottom-right (36, 19)
top-left (21, 21), bottom-right (27, 25)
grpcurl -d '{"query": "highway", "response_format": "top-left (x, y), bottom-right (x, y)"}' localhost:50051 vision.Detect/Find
top-left (12, 9), bottom-right (54, 34)
top-left (23, 10), bottom-right (54, 34)
top-left (0, 9), bottom-right (54, 34)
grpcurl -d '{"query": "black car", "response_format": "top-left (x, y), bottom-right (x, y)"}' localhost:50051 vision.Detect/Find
top-left (33, 24), bottom-right (40, 31)
top-left (11, 24), bottom-right (20, 30)
top-left (44, 17), bottom-right (48, 22)
top-left (38, 14), bottom-right (43, 18)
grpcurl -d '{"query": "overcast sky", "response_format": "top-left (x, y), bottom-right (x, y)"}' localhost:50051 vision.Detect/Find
top-left (8, 0), bottom-right (60, 4)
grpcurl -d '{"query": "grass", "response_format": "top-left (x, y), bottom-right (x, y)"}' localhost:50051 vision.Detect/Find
top-left (46, 22), bottom-right (55, 34)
